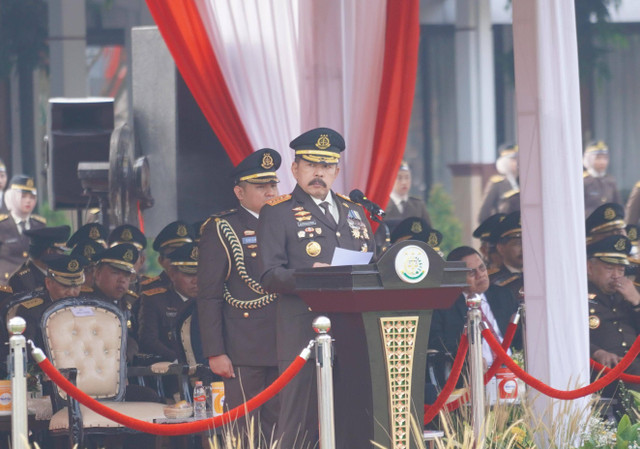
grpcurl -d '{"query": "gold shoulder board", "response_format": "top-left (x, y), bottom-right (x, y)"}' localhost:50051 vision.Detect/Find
top-left (502, 189), bottom-right (520, 199)
top-left (266, 194), bottom-right (291, 206)
top-left (0, 214), bottom-right (9, 222)
top-left (490, 175), bottom-right (505, 183)
top-left (588, 293), bottom-right (597, 300)
top-left (487, 267), bottom-right (500, 276)
top-left (583, 171), bottom-right (589, 178)
top-left (336, 193), bottom-right (354, 203)
top-left (31, 215), bottom-right (47, 224)
top-left (0, 285), bottom-right (12, 293)
top-left (127, 290), bottom-right (139, 299)
top-left (497, 275), bottom-right (520, 287)
top-left (142, 287), bottom-right (167, 296)
top-left (81, 286), bottom-right (93, 293)
top-left (140, 276), bottom-right (159, 286)
top-left (22, 297), bottom-right (44, 309)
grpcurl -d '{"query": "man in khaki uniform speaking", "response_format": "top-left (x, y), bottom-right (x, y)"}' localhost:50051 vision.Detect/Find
top-left (258, 128), bottom-right (375, 449)
top-left (197, 148), bottom-right (281, 441)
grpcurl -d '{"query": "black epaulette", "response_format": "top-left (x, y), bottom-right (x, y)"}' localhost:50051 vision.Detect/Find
top-left (140, 275), bottom-right (159, 286)
top-left (266, 194), bottom-right (291, 206)
top-left (497, 275), bottom-right (520, 287)
top-left (31, 215), bottom-right (47, 224)
top-left (127, 290), bottom-right (139, 299)
top-left (142, 287), bottom-right (167, 296)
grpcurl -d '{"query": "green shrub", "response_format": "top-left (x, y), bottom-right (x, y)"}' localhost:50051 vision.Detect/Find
top-left (426, 183), bottom-right (463, 257)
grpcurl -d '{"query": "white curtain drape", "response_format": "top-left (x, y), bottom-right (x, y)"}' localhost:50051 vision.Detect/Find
top-left (195, 0), bottom-right (386, 194)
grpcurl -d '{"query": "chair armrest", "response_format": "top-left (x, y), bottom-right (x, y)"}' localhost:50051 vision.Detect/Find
top-left (59, 368), bottom-right (84, 447)
top-left (127, 363), bottom-right (189, 377)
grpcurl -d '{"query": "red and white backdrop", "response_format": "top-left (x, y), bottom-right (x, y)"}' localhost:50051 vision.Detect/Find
top-left (145, 0), bottom-right (419, 209)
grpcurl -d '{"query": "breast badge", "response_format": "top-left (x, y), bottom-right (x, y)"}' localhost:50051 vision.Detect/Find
top-left (306, 241), bottom-right (322, 257)
top-left (589, 315), bottom-right (600, 329)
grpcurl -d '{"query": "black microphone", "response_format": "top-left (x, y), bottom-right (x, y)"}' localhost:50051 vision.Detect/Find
top-left (349, 189), bottom-right (386, 220)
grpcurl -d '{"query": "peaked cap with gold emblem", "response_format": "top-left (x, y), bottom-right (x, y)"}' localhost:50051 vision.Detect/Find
top-left (587, 235), bottom-right (631, 266)
top-left (42, 253), bottom-right (88, 286)
top-left (390, 216), bottom-right (443, 251)
top-left (490, 210), bottom-right (521, 242)
top-left (97, 243), bottom-right (139, 274)
top-left (231, 148), bottom-right (281, 185)
top-left (585, 202), bottom-right (625, 237)
top-left (473, 213), bottom-right (507, 244)
top-left (584, 140), bottom-right (609, 155)
top-left (9, 174), bottom-right (37, 194)
top-left (109, 224), bottom-right (147, 250)
top-left (70, 239), bottom-right (105, 264)
top-left (152, 221), bottom-right (194, 254)
top-left (24, 225), bottom-right (70, 255)
top-left (67, 223), bottom-right (108, 249)
top-left (290, 127), bottom-right (345, 164)
top-left (167, 242), bottom-right (198, 274)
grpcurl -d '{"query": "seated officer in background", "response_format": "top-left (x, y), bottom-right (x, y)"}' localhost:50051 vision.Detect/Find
top-left (138, 242), bottom-right (198, 363)
top-left (489, 210), bottom-right (524, 301)
top-left (108, 224), bottom-right (149, 294)
top-left (583, 140), bottom-right (621, 217)
top-left (473, 213), bottom-right (505, 271)
top-left (429, 246), bottom-right (521, 376)
top-left (0, 175), bottom-right (47, 283)
top-left (198, 149), bottom-right (281, 440)
top-left (586, 235), bottom-right (640, 386)
top-left (67, 222), bottom-right (108, 250)
top-left (87, 243), bottom-right (141, 362)
top-left (9, 225), bottom-right (70, 294)
top-left (478, 144), bottom-right (519, 223)
top-left (12, 253), bottom-right (87, 350)
top-left (143, 221), bottom-right (194, 292)
top-left (586, 202), bottom-right (626, 244)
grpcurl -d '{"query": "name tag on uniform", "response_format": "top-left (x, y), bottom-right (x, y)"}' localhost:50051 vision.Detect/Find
top-left (4, 238), bottom-right (17, 244)
top-left (242, 236), bottom-right (257, 245)
top-left (297, 220), bottom-right (317, 227)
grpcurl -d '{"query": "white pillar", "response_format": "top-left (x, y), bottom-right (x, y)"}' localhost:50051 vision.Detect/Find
top-left (453, 0), bottom-right (496, 241)
top-left (513, 0), bottom-right (590, 441)
top-left (48, 0), bottom-right (87, 97)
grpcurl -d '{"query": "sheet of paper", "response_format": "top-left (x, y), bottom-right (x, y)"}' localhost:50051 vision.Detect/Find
top-left (71, 306), bottom-right (95, 317)
top-left (331, 247), bottom-right (373, 266)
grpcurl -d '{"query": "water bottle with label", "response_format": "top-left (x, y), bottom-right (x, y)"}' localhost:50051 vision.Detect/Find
top-left (193, 381), bottom-right (207, 418)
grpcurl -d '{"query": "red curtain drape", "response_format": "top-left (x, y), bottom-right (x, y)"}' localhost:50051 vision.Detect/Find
top-left (144, 0), bottom-right (252, 165)
top-left (366, 0), bottom-right (420, 212)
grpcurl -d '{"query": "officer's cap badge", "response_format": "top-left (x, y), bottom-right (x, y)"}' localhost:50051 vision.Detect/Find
top-left (89, 226), bottom-right (100, 239)
top-left (190, 247), bottom-right (199, 261)
top-left (315, 134), bottom-right (331, 150)
top-left (177, 225), bottom-right (188, 237)
top-left (68, 259), bottom-right (80, 272)
top-left (411, 221), bottom-right (422, 234)
top-left (261, 152), bottom-right (274, 170)
top-left (122, 229), bottom-right (133, 241)
top-left (123, 249), bottom-right (134, 262)
top-left (615, 238), bottom-right (627, 251)
top-left (604, 207), bottom-right (615, 220)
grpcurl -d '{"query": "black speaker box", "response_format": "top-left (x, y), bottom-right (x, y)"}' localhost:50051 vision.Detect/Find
top-left (48, 99), bottom-right (114, 209)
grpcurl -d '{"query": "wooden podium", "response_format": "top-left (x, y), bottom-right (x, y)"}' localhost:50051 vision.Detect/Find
top-left (294, 240), bottom-right (467, 449)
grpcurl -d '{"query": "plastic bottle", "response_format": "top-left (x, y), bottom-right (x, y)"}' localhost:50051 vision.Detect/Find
top-left (193, 380), bottom-right (207, 418)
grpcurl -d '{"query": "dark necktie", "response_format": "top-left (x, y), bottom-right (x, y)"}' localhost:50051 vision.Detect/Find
top-left (319, 201), bottom-right (337, 228)
top-left (17, 220), bottom-right (24, 234)
top-left (400, 200), bottom-right (407, 214)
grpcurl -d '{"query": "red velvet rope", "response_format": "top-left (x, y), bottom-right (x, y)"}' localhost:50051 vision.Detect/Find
top-left (38, 356), bottom-right (307, 435)
top-left (441, 321), bottom-right (519, 413)
top-left (590, 359), bottom-right (640, 384)
top-left (423, 334), bottom-right (469, 425)
top-left (483, 329), bottom-right (640, 399)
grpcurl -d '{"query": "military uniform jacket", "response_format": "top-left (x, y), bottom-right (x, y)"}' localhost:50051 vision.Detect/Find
top-left (626, 181), bottom-right (640, 226)
top-left (489, 265), bottom-right (524, 302)
top-left (384, 196), bottom-right (432, 226)
top-left (478, 176), bottom-right (518, 223)
top-left (140, 271), bottom-right (171, 293)
top-left (138, 286), bottom-right (193, 362)
top-left (0, 214), bottom-right (46, 283)
top-left (9, 260), bottom-right (46, 295)
top-left (258, 185), bottom-right (375, 361)
top-left (13, 289), bottom-right (53, 350)
top-left (584, 173), bottom-right (621, 217)
top-left (588, 283), bottom-right (640, 360)
top-left (197, 207), bottom-right (278, 367)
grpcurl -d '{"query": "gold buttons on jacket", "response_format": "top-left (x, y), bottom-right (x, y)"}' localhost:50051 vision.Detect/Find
top-left (250, 252), bottom-right (257, 258)
top-left (622, 342), bottom-right (628, 347)
top-left (336, 232), bottom-right (341, 237)
top-left (243, 312), bottom-right (249, 318)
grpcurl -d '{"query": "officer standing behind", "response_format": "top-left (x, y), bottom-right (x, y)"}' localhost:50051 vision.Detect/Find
top-left (478, 144), bottom-right (519, 223)
top-left (108, 224), bottom-right (149, 294)
top-left (583, 140), bottom-right (621, 217)
top-left (489, 210), bottom-right (524, 302)
top-left (0, 175), bottom-right (47, 283)
top-left (259, 128), bottom-right (375, 449)
top-left (142, 221), bottom-right (194, 293)
top-left (197, 149), bottom-right (281, 440)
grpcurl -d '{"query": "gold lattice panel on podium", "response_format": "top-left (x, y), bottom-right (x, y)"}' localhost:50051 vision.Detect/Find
top-left (380, 316), bottom-right (419, 449)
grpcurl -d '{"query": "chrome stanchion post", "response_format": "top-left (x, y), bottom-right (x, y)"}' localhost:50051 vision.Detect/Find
top-left (8, 317), bottom-right (29, 449)
top-left (466, 294), bottom-right (485, 442)
top-left (313, 316), bottom-right (335, 449)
